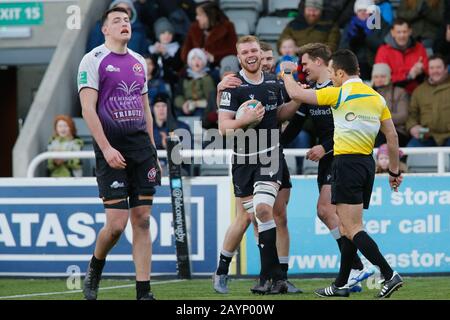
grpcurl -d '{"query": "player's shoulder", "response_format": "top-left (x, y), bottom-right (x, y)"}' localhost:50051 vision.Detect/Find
top-left (127, 48), bottom-right (146, 64)
top-left (80, 44), bottom-right (109, 66)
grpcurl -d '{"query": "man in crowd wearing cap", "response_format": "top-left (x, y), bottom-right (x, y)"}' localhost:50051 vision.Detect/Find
top-left (375, 18), bottom-right (428, 95)
top-left (86, 0), bottom-right (150, 54)
top-left (406, 54), bottom-right (450, 148)
top-left (278, 0), bottom-right (340, 53)
top-left (149, 17), bottom-right (183, 91)
top-left (371, 63), bottom-right (410, 147)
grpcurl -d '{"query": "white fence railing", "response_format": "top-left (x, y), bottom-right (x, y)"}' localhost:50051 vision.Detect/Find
top-left (26, 147), bottom-right (450, 178)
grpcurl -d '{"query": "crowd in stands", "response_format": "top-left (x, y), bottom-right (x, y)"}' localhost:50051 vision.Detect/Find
top-left (65, 0), bottom-right (450, 177)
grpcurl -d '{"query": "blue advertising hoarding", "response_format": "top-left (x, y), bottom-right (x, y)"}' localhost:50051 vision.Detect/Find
top-left (0, 178), bottom-right (222, 276)
top-left (245, 175), bottom-right (450, 275)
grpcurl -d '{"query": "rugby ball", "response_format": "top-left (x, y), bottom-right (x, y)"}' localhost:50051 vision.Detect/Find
top-left (235, 100), bottom-right (262, 129)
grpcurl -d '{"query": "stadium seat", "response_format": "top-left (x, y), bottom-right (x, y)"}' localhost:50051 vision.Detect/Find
top-left (73, 117), bottom-right (93, 145)
top-left (220, 0), bottom-right (264, 12)
top-left (267, 0), bottom-right (300, 15)
top-left (225, 9), bottom-right (259, 34)
top-left (256, 16), bottom-right (294, 42)
top-left (230, 18), bottom-right (251, 37)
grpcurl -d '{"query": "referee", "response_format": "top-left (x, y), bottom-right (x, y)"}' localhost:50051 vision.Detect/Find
top-left (281, 49), bottom-right (404, 299)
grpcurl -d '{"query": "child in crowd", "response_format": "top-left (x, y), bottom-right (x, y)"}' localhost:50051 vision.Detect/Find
top-left (376, 143), bottom-right (407, 173)
top-left (275, 37), bottom-right (299, 80)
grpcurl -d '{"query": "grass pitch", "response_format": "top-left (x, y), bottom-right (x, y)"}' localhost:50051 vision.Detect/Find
top-left (0, 277), bottom-right (449, 300)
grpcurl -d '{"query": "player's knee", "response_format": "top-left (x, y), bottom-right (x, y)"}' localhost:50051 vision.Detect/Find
top-left (253, 182), bottom-right (277, 221)
top-left (255, 203), bottom-right (272, 222)
top-left (273, 210), bottom-right (287, 227)
top-left (109, 223), bottom-right (126, 239)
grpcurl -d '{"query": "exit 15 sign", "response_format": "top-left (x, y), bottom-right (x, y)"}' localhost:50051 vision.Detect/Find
top-left (0, 2), bottom-right (44, 26)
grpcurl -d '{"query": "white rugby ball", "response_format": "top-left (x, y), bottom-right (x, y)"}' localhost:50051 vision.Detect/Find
top-left (235, 100), bottom-right (262, 129)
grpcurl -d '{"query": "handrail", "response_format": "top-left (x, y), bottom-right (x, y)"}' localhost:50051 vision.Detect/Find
top-left (26, 147), bottom-right (450, 178)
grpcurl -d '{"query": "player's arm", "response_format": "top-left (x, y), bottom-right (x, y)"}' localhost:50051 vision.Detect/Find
top-left (218, 101), bottom-right (264, 136)
top-left (142, 93), bottom-right (156, 148)
top-left (279, 61), bottom-right (318, 105)
top-left (277, 100), bottom-right (302, 122)
top-left (380, 117), bottom-right (403, 191)
top-left (79, 88), bottom-right (126, 169)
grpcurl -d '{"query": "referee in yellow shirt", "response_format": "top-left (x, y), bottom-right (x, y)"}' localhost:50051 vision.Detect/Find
top-left (281, 49), bottom-right (403, 299)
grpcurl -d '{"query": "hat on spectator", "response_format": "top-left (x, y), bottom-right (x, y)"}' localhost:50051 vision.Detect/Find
top-left (154, 17), bottom-right (175, 37)
top-left (220, 55), bottom-right (240, 78)
top-left (304, 0), bottom-right (323, 10)
top-left (187, 48), bottom-right (208, 67)
top-left (153, 92), bottom-right (171, 106)
top-left (354, 0), bottom-right (375, 13)
top-left (109, 0), bottom-right (137, 24)
top-left (372, 63), bottom-right (391, 85)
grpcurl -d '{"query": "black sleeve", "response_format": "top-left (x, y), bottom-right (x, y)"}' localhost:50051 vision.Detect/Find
top-left (321, 136), bottom-right (334, 154)
top-left (280, 106), bottom-right (307, 146)
top-left (278, 79), bottom-right (291, 104)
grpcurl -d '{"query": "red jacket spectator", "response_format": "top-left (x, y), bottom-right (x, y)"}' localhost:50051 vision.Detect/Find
top-left (181, 2), bottom-right (237, 66)
top-left (375, 19), bottom-right (429, 94)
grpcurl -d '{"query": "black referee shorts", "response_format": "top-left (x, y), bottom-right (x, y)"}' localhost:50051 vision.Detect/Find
top-left (331, 154), bottom-right (375, 209)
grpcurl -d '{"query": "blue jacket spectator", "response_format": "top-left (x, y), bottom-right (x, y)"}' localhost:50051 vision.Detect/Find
top-left (376, 0), bottom-right (393, 25)
top-left (86, 0), bottom-right (150, 55)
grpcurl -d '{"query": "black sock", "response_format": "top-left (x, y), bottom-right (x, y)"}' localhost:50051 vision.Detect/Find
top-left (259, 227), bottom-right (283, 282)
top-left (353, 231), bottom-right (393, 280)
top-left (280, 263), bottom-right (288, 280)
top-left (216, 253), bottom-right (232, 275)
top-left (337, 237), bottom-right (364, 270)
top-left (335, 236), bottom-right (358, 287)
top-left (136, 280), bottom-right (150, 300)
top-left (90, 255), bottom-right (105, 273)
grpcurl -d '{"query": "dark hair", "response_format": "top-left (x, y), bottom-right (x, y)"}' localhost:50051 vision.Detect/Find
top-left (429, 54), bottom-right (447, 65)
top-left (298, 43), bottom-right (331, 64)
top-left (330, 49), bottom-right (359, 75)
top-left (259, 41), bottom-right (273, 52)
top-left (391, 17), bottom-right (410, 29)
top-left (143, 54), bottom-right (161, 78)
top-left (101, 7), bottom-right (129, 26)
top-left (197, 1), bottom-right (227, 29)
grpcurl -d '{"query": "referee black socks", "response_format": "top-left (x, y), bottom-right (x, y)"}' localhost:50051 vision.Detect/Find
top-left (335, 237), bottom-right (358, 287)
top-left (353, 231), bottom-right (393, 280)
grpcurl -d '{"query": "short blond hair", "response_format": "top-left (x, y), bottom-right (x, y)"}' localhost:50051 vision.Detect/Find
top-left (236, 35), bottom-right (260, 51)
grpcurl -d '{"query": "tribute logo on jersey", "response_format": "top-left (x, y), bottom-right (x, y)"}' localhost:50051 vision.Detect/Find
top-left (112, 109), bottom-right (143, 121)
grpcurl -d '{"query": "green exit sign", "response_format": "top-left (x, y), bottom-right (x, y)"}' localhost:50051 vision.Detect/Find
top-left (0, 2), bottom-right (44, 26)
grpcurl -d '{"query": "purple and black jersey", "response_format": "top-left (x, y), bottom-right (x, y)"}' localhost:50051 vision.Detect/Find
top-left (78, 44), bottom-right (150, 153)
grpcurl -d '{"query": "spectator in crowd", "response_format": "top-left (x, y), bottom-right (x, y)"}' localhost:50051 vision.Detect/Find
top-left (406, 55), bottom-right (450, 147)
top-left (372, 63), bottom-right (410, 147)
top-left (275, 37), bottom-right (299, 80)
top-left (47, 115), bottom-right (84, 178)
top-left (397, 0), bottom-right (444, 49)
top-left (152, 93), bottom-right (192, 175)
top-left (375, 0), bottom-right (394, 25)
top-left (322, 0), bottom-right (356, 28)
top-left (149, 17), bottom-right (183, 90)
top-left (278, 0), bottom-right (341, 52)
top-left (203, 55), bottom-right (240, 130)
top-left (375, 18), bottom-right (429, 94)
top-left (181, 1), bottom-right (237, 68)
top-left (433, 24), bottom-right (450, 72)
top-left (86, 0), bottom-right (150, 55)
top-left (376, 144), bottom-right (407, 173)
top-left (136, 0), bottom-right (197, 42)
top-left (340, 0), bottom-right (390, 80)
top-left (144, 54), bottom-right (169, 105)
top-left (175, 48), bottom-right (216, 117)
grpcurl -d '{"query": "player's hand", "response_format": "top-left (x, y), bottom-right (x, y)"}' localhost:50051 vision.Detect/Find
top-left (389, 174), bottom-right (403, 192)
top-left (409, 125), bottom-right (422, 139)
top-left (240, 100), bottom-right (264, 125)
top-left (280, 61), bottom-right (298, 73)
top-left (306, 145), bottom-right (326, 162)
top-left (103, 146), bottom-right (126, 169)
top-left (217, 74), bottom-right (241, 92)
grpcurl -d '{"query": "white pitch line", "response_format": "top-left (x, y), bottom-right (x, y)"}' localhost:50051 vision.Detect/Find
top-left (0, 279), bottom-right (185, 300)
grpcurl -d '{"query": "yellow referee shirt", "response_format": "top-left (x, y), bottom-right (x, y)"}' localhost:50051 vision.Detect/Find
top-left (316, 78), bottom-right (392, 155)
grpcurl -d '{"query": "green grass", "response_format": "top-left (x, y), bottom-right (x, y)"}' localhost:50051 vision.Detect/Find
top-left (0, 277), bottom-right (449, 300)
